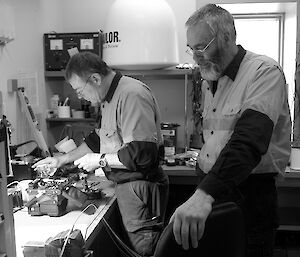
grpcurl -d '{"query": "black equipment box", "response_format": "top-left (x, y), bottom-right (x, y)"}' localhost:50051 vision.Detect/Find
top-left (26, 179), bottom-right (69, 217)
top-left (25, 174), bottom-right (103, 217)
top-left (10, 163), bottom-right (36, 182)
top-left (44, 32), bottom-right (102, 71)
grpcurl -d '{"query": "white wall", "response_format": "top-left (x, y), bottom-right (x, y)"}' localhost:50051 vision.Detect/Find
top-left (0, 0), bottom-right (64, 146)
top-left (60, 0), bottom-right (111, 33)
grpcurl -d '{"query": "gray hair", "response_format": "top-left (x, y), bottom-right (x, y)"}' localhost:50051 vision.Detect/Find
top-left (186, 4), bottom-right (236, 42)
top-left (65, 52), bottom-right (111, 82)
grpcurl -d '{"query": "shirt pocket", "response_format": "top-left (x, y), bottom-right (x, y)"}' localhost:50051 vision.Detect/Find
top-left (99, 128), bottom-right (122, 153)
top-left (221, 104), bottom-right (242, 131)
top-left (221, 103), bottom-right (242, 117)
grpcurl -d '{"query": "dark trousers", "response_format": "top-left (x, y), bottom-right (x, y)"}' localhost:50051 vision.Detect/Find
top-left (116, 178), bottom-right (169, 256)
top-left (239, 174), bottom-right (278, 257)
top-left (247, 229), bottom-right (276, 257)
top-left (198, 171), bottom-right (278, 257)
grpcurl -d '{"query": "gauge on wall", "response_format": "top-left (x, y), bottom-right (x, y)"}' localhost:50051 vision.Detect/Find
top-left (50, 39), bottom-right (63, 50)
top-left (80, 38), bottom-right (94, 50)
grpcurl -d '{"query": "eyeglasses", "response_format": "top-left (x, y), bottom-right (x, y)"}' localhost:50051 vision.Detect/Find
top-left (186, 37), bottom-right (215, 56)
top-left (76, 74), bottom-right (92, 98)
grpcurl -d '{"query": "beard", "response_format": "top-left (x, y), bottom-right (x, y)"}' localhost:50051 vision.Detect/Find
top-left (200, 62), bottom-right (221, 81)
top-left (198, 47), bottom-right (224, 81)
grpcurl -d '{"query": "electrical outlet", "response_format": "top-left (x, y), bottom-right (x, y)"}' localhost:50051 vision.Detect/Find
top-left (7, 79), bottom-right (18, 93)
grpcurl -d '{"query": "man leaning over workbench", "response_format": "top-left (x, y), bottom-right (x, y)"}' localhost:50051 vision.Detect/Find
top-left (33, 52), bottom-right (169, 257)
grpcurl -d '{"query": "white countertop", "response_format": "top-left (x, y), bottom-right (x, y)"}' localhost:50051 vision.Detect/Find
top-left (14, 177), bottom-right (116, 257)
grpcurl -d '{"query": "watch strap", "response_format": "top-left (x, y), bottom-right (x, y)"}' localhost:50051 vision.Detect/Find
top-left (99, 153), bottom-right (107, 168)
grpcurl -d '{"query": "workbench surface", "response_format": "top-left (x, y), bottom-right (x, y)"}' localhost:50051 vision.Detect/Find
top-left (14, 177), bottom-right (115, 257)
top-left (13, 166), bottom-right (300, 256)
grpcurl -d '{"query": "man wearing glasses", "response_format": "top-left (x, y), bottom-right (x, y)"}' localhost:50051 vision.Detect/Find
top-left (170, 4), bottom-right (291, 257)
top-left (33, 52), bottom-right (169, 256)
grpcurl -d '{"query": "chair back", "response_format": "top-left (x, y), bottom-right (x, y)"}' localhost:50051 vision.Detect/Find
top-left (154, 201), bottom-right (246, 257)
top-left (102, 218), bottom-right (141, 257)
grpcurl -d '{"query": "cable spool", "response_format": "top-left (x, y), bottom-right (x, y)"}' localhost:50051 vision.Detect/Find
top-left (103, 0), bottom-right (179, 70)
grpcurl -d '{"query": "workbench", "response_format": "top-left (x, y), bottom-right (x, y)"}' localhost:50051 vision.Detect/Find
top-left (13, 177), bottom-right (118, 257)
top-left (13, 166), bottom-right (300, 257)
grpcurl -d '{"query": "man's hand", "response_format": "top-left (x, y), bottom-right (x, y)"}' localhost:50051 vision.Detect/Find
top-left (32, 156), bottom-right (61, 169)
top-left (169, 189), bottom-right (214, 250)
top-left (74, 153), bottom-right (101, 172)
top-left (32, 156), bottom-right (63, 177)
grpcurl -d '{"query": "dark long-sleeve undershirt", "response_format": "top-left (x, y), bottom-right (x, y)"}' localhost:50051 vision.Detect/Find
top-left (118, 141), bottom-right (164, 175)
top-left (198, 109), bottom-right (274, 200)
top-left (85, 130), bottom-right (163, 175)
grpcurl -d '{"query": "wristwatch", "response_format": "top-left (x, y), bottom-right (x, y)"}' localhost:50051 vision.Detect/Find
top-left (99, 153), bottom-right (107, 168)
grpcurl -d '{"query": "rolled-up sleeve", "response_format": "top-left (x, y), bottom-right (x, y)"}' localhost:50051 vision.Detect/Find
top-left (116, 85), bottom-right (162, 172)
top-left (242, 63), bottom-right (287, 124)
top-left (84, 130), bottom-right (100, 153)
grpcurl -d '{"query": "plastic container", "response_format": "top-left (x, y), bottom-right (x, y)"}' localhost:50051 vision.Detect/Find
top-left (50, 94), bottom-right (59, 117)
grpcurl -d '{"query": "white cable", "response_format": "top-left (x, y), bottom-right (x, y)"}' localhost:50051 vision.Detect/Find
top-left (7, 180), bottom-right (20, 189)
top-left (84, 204), bottom-right (107, 240)
top-left (59, 203), bottom-right (97, 257)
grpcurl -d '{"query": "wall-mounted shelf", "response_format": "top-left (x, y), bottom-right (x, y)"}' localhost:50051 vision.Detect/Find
top-left (46, 118), bottom-right (96, 122)
top-left (44, 71), bottom-right (66, 79)
top-left (121, 68), bottom-right (192, 79)
top-left (45, 118), bottom-right (97, 147)
top-left (0, 36), bottom-right (14, 46)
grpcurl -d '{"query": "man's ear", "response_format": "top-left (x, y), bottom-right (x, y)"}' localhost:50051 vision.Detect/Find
top-left (91, 73), bottom-right (102, 85)
top-left (219, 32), bottom-right (233, 49)
top-left (222, 31), bottom-right (236, 45)
top-left (222, 31), bottom-right (230, 43)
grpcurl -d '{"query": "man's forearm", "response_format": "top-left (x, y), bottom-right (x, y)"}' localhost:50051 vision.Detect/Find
top-left (64, 142), bottom-right (94, 164)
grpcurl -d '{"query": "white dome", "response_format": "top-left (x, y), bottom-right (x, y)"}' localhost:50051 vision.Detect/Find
top-left (103, 0), bottom-right (179, 70)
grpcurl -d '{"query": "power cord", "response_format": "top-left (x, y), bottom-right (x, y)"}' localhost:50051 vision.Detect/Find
top-left (7, 180), bottom-right (21, 188)
top-left (83, 203), bottom-right (108, 240)
top-left (59, 203), bottom-right (97, 257)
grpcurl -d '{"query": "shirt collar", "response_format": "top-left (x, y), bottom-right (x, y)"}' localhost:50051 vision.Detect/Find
top-left (223, 45), bottom-right (246, 81)
top-left (103, 71), bottom-right (122, 103)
